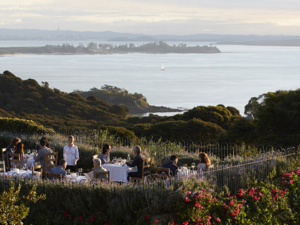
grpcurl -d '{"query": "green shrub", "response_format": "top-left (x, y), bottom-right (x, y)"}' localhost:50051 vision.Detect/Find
top-left (0, 117), bottom-right (54, 134)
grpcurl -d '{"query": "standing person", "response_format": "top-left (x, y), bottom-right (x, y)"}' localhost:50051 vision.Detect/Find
top-left (5, 137), bottom-right (21, 168)
top-left (161, 155), bottom-right (179, 176)
top-left (98, 144), bottom-right (112, 165)
top-left (63, 135), bottom-right (79, 172)
top-left (34, 138), bottom-right (53, 172)
top-left (126, 145), bottom-right (144, 181)
top-left (198, 152), bottom-right (211, 172)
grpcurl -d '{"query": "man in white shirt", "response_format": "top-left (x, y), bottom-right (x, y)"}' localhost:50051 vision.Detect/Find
top-left (63, 135), bottom-right (79, 172)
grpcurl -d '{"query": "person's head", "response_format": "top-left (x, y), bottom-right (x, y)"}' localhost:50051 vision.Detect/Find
top-left (68, 135), bottom-right (74, 145)
top-left (10, 137), bottom-right (21, 147)
top-left (40, 138), bottom-right (48, 147)
top-left (41, 137), bottom-right (50, 148)
top-left (133, 145), bottom-right (141, 155)
top-left (102, 144), bottom-right (111, 155)
top-left (199, 152), bottom-right (211, 168)
top-left (59, 159), bottom-right (67, 170)
top-left (170, 155), bottom-right (178, 164)
top-left (93, 158), bottom-right (101, 169)
top-left (15, 142), bottom-right (24, 154)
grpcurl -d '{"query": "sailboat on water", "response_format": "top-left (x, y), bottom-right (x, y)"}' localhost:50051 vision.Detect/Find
top-left (161, 64), bottom-right (165, 71)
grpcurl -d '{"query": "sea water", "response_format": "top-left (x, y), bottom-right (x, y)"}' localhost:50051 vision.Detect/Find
top-left (1, 41), bottom-right (299, 116)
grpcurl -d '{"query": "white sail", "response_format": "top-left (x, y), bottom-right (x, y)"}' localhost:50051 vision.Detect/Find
top-left (161, 64), bottom-right (165, 70)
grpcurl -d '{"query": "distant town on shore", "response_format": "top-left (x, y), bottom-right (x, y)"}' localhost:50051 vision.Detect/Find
top-left (0, 41), bottom-right (221, 55)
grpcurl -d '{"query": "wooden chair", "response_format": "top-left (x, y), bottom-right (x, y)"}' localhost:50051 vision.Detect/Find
top-left (0, 161), bottom-right (5, 172)
top-left (130, 158), bottom-right (152, 182)
top-left (32, 165), bottom-right (43, 177)
top-left (45, 173), bottom-right (62, 181)
top-left (44, 152), bottom-right (58, 174)
top-left (1, 148), bottom-right (5, 161)
top-left (155, 167), bottom-right (171, 179)
top-left (94, 171), bottom-right (110, 181)
top-left (9, 153), bottom-right (21, 169)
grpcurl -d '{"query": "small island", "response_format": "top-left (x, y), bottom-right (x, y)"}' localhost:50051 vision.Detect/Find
top-left (0, 41), bottom-right (221, 55)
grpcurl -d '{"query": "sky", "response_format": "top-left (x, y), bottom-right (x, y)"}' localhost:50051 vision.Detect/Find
top-left (0, 0), bottom-right (300, 35)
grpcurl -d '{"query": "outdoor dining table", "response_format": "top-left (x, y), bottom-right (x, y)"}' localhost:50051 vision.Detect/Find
top-left (66, 174), bottom-right (87, 182)
top-left (102, 163), bottom-right (138, 183)
top-left (0, 169), bottom-right (40, 179)
top-left (24, 154), bottom-right (36, 170)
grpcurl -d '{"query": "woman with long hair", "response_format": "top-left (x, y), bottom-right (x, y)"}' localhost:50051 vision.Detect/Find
top-left (98, 144), bottom-right (113, 165)
top-left (198, 152), bottom-right (211, 172)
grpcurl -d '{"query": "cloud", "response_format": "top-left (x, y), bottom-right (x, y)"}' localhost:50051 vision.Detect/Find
top-left (0, 0), bottom-right (299, 35)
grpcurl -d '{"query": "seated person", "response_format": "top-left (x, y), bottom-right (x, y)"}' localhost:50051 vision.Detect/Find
top-left (49, 159), bottom-right (67, 179)
top-left (5, 137), bottom-right (21, 168)
top-left (93, 158), bottom-right (108, 179)
top-left (198, 152), bottom-right (211, 172)
top-left (14, 142), bottom-right (29, 168)
top-left (126, 145), bottom-right (144, 181)
top-left (34, 138), bottom-right (53, 172)
top-left (98, 144), bottom-right (113, 165)
top-left (161, 155), bottom-right (179, 176)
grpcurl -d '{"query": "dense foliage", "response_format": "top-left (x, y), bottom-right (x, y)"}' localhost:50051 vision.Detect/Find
top-left (74, 85), bottom-right (149, 110)
top-left (0, 71), bottom-right (129, 130)
top-left (223, 89), bottom-right (300, 146)
top-left (0, 117), bottom-right (54, 134)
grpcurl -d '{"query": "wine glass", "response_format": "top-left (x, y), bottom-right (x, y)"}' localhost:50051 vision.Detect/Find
top-left (23, 163), bottom-right (27, 170)
top-left (78, 168), bottom-right (82, 176)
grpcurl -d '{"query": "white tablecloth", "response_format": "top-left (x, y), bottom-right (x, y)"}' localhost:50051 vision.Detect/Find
top-left (1, 169), bottom-right (40, 179)
top-left (25, 157), bottom-right (36, 170)
top-left (66, 175), bottom-right (86, 182)
top-left (102, 164), bottom-right (137, 182)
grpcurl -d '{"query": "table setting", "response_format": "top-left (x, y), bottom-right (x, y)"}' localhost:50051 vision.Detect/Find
top-left (102, 158), bottom-right (137, 183)
top-left (0, 168), bottom-right (40, 179)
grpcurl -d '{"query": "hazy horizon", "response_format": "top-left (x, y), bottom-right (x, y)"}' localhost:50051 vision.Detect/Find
top-left (1, 0), bottom-right (300, 36)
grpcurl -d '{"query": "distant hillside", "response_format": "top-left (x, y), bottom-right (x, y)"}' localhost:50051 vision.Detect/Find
top-left (0, 71), bottom-right (129, 130)
top-left (1, 28), bottom-right (299, 42)
top-left (108, 36), bottom-right (157, 42)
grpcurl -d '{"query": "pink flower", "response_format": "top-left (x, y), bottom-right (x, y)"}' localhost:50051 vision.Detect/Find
top-left (78, 216), bottom-right (83, 222)
top-left (216, 218), bottom-right (221, 222)
top-left (187, 191), bottom-right (191, 194)
top-left (154, 219), bottom-right (158, 224)
top-left (144, 215), bottom-right (150, 221)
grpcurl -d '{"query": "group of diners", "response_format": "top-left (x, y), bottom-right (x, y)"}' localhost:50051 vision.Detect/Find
top-left (3, 135), bottom-right (212, 181)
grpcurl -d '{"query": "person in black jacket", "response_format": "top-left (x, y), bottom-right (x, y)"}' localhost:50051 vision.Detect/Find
top-left (126, 145), bottom-right (144, 181)
top-left (161, 155), bottom-right (179, 176)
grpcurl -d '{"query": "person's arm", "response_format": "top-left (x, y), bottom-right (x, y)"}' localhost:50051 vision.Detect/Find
top-left (34, 150), bottom-right (43, 163)
top-left (62, 170), bottom-right (66, 178)
top-left (63, 146), bottom-right (66, 160)
top-left (126, 157), bottom-right (138, 167)
top-left (74, 147), bottom-right (79, 166)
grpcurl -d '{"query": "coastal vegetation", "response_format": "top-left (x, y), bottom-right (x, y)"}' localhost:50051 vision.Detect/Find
top-left (1, 70), bottom-right (300, 146)
top-left (0, 41), bottom-right (221, 55)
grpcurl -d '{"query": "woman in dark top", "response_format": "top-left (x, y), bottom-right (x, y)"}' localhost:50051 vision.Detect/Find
top-left (98, 144), bottom-right (112, 165)
top-left (5, 137), bottom-right (21, 167)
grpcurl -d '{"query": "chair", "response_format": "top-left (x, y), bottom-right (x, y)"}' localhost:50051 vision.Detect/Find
top-left (44, 152), bottom-right (58, 174)
top-left (32, 165), bottom-right (43, 177)
top-left (51, 147), bottom-right (55, 152)
top-left (130, 158), bottom-right (152, 182)
top-left (9, 153), bottom-right (21, 169)
top-left (0, 161), bottom-right (5, 172)
top-left (45, 173), bottom-right (62, 181)
top-left (155, 167), bottom-right (170, 179)
top-left (1, 148), bottom-right (5, 161)
top-left (94, 171), bottom-right (110, 181)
